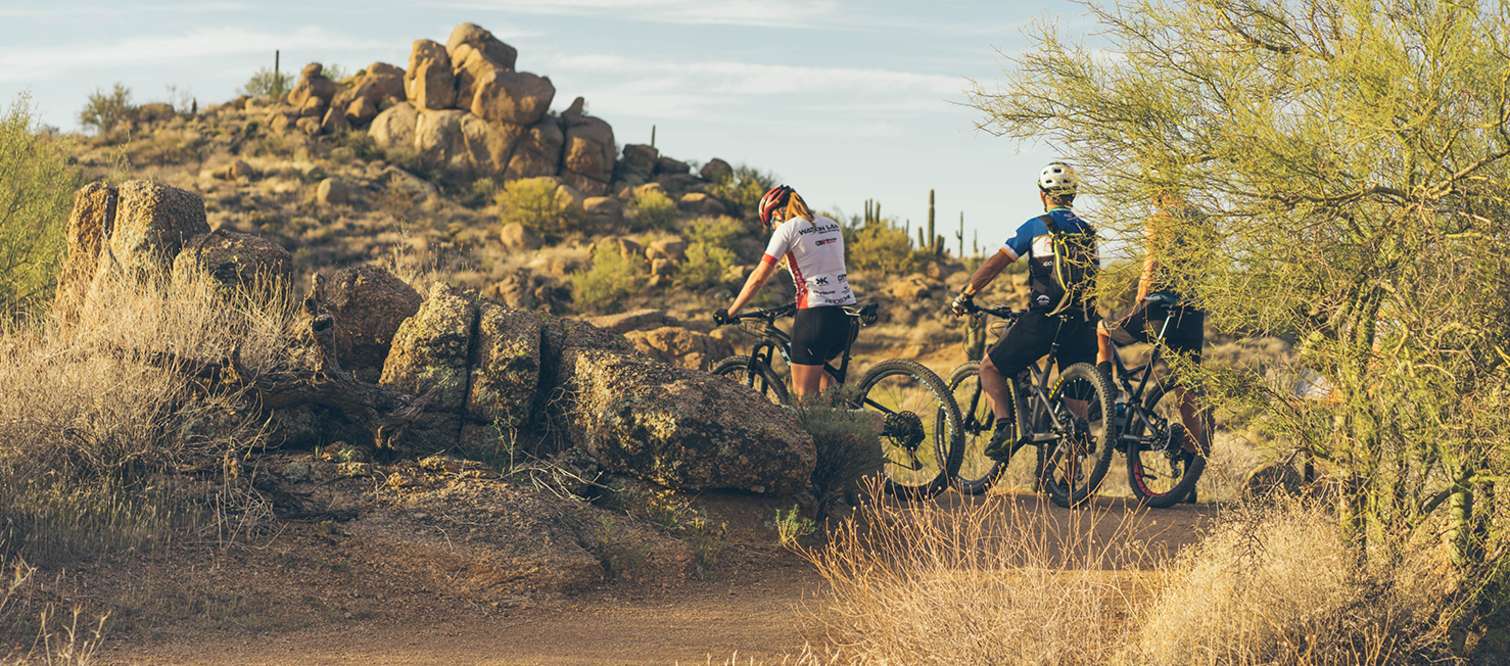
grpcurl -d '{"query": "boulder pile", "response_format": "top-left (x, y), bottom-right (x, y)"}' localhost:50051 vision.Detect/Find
top-left (52, 180), bottom-right (814, 498)
top-left (249, 21), bottom-right (738, 209)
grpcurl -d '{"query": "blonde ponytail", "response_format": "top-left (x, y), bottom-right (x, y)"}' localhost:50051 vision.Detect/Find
top-left (785, 190), bottom-right (815, 225)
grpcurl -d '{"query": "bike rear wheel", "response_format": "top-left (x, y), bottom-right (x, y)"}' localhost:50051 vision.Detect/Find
top-left (1126, 384), bottom-right (1207, 508)
top-left (710, 355), bottom-right (789, 406)
top-left (852, 359), bottom-right (963, 499)
top-left (946, 362), bottom-right (1009, 495)
top-left (1039, 362), bottom-right (1116, 508)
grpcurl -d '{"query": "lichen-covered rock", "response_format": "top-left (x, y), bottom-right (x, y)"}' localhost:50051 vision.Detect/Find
top-left (471, 70), bottom-right (555, 127)
top-left (171, 230), bottom-right (293, 289)
top-left (623, 326), bottom-right (734, 371)
top-left (315, 265), bottom-right (423, 379)
top-left (107, 180), bottom-right (209, 273)
top-left (380, 283), bottom-right (480, 453)
top-left (405, 40), bottom-right (455, 110)
top-left (53, 182), bottom-right (118, 314)
top-left (543, 317), bottom-right (815, 495)
top-left (466, 303), bottom-right (543, 432)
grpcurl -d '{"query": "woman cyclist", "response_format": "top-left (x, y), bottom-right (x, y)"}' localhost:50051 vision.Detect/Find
top-left (718, 185), bottom-right (856, 401)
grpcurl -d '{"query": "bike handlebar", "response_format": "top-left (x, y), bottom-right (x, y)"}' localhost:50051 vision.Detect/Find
top-left (717, 304), bottom-right (796, 326)
top-left (961, 300), bottom-right (1020, 320)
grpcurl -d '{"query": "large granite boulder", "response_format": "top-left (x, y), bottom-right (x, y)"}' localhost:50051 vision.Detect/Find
top-left (615, 144), bottom-right (658, 184)
top-left (369, 102), bottom-right (419, 152)
top-left (505, 119), bottom-right (564, 179)
top-left (447, 23), bottom-right (518, 107)
top-left (471, 71), bottom-right (555, 127)
top-left (107, 180), bottom-right (209, 274)
top-left (313, 265), bottom-right (422, 379)
top-left (405, 40), bottom-right (455, 110)
top-left (540, 318), bottom-right (815, 495)
top-left (561, 108), bottom-right (615, 194)
top-left (286, 63), bottom-right (338, 119)
top-left (334, 62), bottom-right (405, 126)
top-left (171, 230), bottom-right (293, 289)
top-left (53, 182), bottom-right (118, 314)
top-left (459, 303), bottom-right (544, 458)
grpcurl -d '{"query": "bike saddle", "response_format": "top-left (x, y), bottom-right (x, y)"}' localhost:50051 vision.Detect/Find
top-left (844, 302), bottom-right (880, 326)
top-left (1145, 291), bottom-right (1180, 308)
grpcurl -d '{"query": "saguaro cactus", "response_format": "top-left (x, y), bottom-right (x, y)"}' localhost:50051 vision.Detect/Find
top-left (927, 189), bottom-right (937, 254)
top-left (955, 212), bottom-right (965, 257)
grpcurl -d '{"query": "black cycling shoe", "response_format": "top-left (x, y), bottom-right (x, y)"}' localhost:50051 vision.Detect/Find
top-left (983, 418), bottom-right (1015, 463)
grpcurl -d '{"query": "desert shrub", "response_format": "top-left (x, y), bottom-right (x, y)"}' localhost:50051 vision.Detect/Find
top-left (496, 178), bottom-right (581, 238)
top-left (0, 267), bottom-right (295, 567)
top-left (1124, 501), bottom-right (1454, 664)
top-left (804, 487), bottom-right (1144, 665)
top-left (705, 165), bottom-right (776, 221)
top-left (674, 241), bottom-right (736, 290)
top-left (626, 187), bottom-right (677, 230)
top-left (239, 67), bottom-right (291, 99)
top-left (320, 63), bottom-right (351, 84)
top-left (774, 506), bottom-right (815, 548)
top-left (795, 406), bottom-right (883, 513)
top-left (568, 243), bottom-right (647, 311)
top-left (78, 83), bottom-right (134, 135)
top-left (0, 97), bottom-right (76, 318)
top-left (846, 221), bottom-right (928, 274)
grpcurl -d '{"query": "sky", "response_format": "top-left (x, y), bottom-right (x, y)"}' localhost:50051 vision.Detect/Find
top-left (0, 0), bottom-right (1094, 248)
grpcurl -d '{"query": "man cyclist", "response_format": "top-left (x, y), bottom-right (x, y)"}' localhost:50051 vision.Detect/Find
top-left (951, 163), bottom-right (1101, 462)
top-left (718, 185), bottom-right (856, 402)
top-left (1096, 187), bottom-right (1212, 501)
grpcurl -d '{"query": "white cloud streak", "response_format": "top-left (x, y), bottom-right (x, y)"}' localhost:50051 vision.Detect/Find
top-left (430, 0), bottom-right (841, 27)
top-left (0, 26), bottom-right (389, 82)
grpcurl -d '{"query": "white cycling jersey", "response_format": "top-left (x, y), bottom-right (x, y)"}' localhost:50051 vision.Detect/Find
top-left (762, 215), bottom-right (857, 309)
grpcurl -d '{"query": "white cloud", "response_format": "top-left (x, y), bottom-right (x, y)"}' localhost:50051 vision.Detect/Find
top-left (0, 26), bottom-right (390, 82)
top-left (538, 52), bottom-right (967, 122)
top-left (430, 0), bottom-right (841, 27)
top-left (0, 2), bottom-right (251, 18)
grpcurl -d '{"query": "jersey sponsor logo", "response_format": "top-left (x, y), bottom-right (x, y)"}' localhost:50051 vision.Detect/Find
top-left (1031, 234), bottom-right (1054, 258)
top-left (814, 238), bottom-right (837, 247)
top-left (797, 222), bottom-right (842, 236)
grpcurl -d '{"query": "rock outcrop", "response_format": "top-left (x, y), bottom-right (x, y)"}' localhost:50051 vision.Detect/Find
top-left (107, 180), bottom-right (210, 274)
top-left (313, 265), bottom-right (423, 380)
top-left (405, 40), bottom-right (456, 110)
top-left (623, 326), bottom-right (734, 371)
top-left (171, 229), bottom-right (293, 289)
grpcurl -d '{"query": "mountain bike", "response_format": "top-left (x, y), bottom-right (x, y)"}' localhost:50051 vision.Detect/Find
top-left (711, 303), bottom-right (964, 498)
top-left (947, 301), bottom-right (1115, 508)
top-left (1103, 292), bottom-right (1209, 508)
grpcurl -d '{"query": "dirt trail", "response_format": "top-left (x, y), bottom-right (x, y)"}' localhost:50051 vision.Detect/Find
top-left (107, 495), bottom-right (1214, 665)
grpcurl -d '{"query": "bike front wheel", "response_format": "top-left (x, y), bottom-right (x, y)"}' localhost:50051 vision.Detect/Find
top-left (1039, 362), bottom-right (1116, 508)
top-left (1126, 384), bottom-right (1207, 508)
top-left (710, 355), bottom-right (789, 406)
top-left (852, 359), bottom-right (963, 499)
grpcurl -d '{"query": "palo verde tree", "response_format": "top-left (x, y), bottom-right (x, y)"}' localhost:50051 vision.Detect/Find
top-left (1, 96), bottom-right (76, 318)
top-left (972, 0), bottom-right (1510, 636)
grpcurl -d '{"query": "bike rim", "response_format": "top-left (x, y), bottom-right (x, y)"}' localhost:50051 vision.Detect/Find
top-left (1043, 374), bottom-right (1108, 499)
top-left (1131, 392), bottom-right (1191, 498)
top-left (949, 371), bottom-right (1003, 487)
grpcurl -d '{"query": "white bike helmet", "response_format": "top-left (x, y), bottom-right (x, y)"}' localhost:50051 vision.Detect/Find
top-left (1038, 162), bottom-right (1079, 197)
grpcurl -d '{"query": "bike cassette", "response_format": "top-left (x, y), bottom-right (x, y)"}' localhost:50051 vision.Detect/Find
top-left (881, 411), bottom-right (926, 451)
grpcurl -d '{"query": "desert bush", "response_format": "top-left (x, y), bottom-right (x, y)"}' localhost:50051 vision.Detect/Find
top-left (0, 267), bottom-right (295, 567)
top-left (975, 0), bottom-right (1510, 633)
top-left (774, 506), bottom-right (815, 548)
top-left (674, 241), bottom-right (736, 290)
top-left (239, 67), bottom-right (291, 100)
top-left (705, 165), bottom-right (776, 221)
top-left (626, 187), bottom-right (677, 230)
top-left (78, 83), bottom-right (134, 135)
top-left (496, 178), bottom-right (581, 238)
top-left (846, 221), bottom-right (928, 275)
top-left (794, 406), bottom-right (883, 515)
top-left (804, 487), bottom-right (1145, 665)
top-left (0, 97), bottom-right (76, 318)
top-left (1124, 501), bottom-right (1454, 664)
top-left (568, 242), bottom-right (647, 311)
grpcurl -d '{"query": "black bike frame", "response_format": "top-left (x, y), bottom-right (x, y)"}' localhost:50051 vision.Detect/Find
top-left (729, 305), bottom-right (863, 401)
top-left (961, 306), bottom-right (1077, 449)
top-left (1107, 315), bottom-right (1176, 450)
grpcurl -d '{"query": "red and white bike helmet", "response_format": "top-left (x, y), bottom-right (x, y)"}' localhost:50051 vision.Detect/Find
top-left (758, 184), bottom-right (795, 228)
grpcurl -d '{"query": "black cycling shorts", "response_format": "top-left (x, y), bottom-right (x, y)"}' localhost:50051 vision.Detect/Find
top-left (1116, 304), bottom-right (1206, 363)
top-left (986, 311), bottom-right (1098, 377)
top-left (791, 306), bottom-right (854, 365)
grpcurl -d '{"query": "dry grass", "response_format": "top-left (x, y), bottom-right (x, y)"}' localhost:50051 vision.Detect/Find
top-left (0, 265), bottom-right (298, 645)
top-left (799, 488), bottom-right (1459, 665)
top-left (801, 485), bottom-right (1149, 665)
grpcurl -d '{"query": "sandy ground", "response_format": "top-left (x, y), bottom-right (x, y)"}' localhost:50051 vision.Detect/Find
top-left (105, 492), bottom-right (1214, 666)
